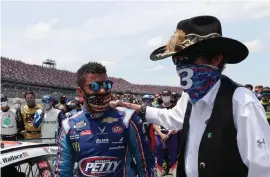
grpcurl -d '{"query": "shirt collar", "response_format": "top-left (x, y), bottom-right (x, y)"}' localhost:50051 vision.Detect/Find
top-left (193, 79), bottom-right (221, 105)
top-left (82, 106), bottom-right (109, 119)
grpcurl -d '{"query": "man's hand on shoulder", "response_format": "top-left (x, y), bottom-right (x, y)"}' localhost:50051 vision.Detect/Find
top-left (109, 100), bottom-right (122, 108)
top-left (110, 100), bottom-right (143, 113)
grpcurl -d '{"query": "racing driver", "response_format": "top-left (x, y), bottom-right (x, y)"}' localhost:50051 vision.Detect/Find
top-left (54, 62), bottom-right (155, 177)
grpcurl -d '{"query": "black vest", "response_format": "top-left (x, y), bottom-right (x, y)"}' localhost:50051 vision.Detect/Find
top-left (177, 75), bottom-right (248, 177)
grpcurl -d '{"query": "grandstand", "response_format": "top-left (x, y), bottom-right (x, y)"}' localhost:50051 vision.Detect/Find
top-left (1, 57), bottom-right (182, 99)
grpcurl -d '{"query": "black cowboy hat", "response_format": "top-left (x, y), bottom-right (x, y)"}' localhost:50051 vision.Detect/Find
top-left (150, 15), bottom-right (249, 64)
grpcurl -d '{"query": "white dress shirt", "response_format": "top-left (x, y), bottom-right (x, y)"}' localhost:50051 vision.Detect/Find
top-left (145, 80), bottom-right (270, 177)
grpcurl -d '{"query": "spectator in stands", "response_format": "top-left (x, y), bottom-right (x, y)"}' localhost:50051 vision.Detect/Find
top-left (132, 94), bottom-right (139, 104)
top-left (21, 91), bottom-right (41, 139)
top-left (245, 84), bottom-right (253, 91)
top-left (121, 90), bottom-right (133, 103)
top-left (1, 57), bottom-right (183, 95)
top-left (1, 94), bottom-right (18, 140)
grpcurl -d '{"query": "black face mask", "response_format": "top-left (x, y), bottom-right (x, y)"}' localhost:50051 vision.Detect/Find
top-left (27, 100), bottom-right (35, 108)
top-left (83, 90), bottom-right (112, 116)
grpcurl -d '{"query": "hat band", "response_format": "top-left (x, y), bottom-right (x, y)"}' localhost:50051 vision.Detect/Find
top-left (157, 32), bottom-right (222, 58)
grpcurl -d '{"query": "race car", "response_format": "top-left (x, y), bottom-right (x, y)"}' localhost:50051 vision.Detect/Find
top-left (0, 141), bottom-right (58, 177)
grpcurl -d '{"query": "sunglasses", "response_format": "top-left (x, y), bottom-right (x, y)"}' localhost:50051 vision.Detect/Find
top-left (41, 99), bottom-right (51, 104)
top-left (85, 80), bottom-right (113, 92)
top-left (172, 53), bottom-right (208, 65)
top-left (172, 55), bottom-right (193, 66)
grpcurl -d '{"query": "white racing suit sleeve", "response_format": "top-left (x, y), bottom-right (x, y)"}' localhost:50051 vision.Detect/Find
top-left (145, 92), bottom-right (189, 131)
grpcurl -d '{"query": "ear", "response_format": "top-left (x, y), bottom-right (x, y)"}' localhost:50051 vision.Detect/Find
top-left (77, 87), bottom-right (84, 97)
top-left (212, 54), bottom-right (223, 66)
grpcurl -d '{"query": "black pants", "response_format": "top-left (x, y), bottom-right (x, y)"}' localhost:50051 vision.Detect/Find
top-left (1, 134), bottom-right (17, 141)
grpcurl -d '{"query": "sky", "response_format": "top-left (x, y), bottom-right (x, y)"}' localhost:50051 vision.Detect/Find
top-left (1, 0), bottom-right (270, 87)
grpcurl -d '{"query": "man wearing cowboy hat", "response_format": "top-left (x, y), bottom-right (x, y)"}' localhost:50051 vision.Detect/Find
top-left (110, 16), bottom-right (270, 177)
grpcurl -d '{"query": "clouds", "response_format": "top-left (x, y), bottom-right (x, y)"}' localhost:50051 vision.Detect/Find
top-left (144, 65), bottom-right (167, 72)
top-left (147, 36), bottom-right (163, 47)
top-left (1, 1), bottom-right (270, 86)
top-left (242, 1), bottom-right (270, 19)
top-left (244, 40), bottom-right (268, 52)
top-left (24, 18), bottom-right (58, 40)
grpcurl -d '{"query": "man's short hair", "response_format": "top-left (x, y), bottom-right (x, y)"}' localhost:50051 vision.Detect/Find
top-left (245, 84), bottom-right (253, 90)
top-left (24, 91), bottom-right (35, 99)
top-left (77, 62), bottom-right (107, 88)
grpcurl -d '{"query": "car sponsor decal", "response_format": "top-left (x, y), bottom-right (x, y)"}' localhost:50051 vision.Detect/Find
top-left (0, 146), bottom-right (58, 168)
top-left (49, 147), bottom-right (58, 154)
top-left (43, 147), bottom-right (49, 154)
top-left (2, 152), bottom-right (28, 163)
top-left (79, 156), bottom-right (121, 176)
top-left (43, 147), bottom-right (57, 154)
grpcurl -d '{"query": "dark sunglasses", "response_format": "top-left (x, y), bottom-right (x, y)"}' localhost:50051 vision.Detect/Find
top-left (85, 80), bottom-right (113, 92)
top-left (172, 53), bottom-right (208, 65)
top-left (172, 55), bottom-right (192, 65)
top-left (41, 100), bottom-right (50, 104)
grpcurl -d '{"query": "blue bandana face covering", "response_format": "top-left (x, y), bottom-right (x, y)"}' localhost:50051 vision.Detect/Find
top-left (176, 64), bottom-right (221, 103)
